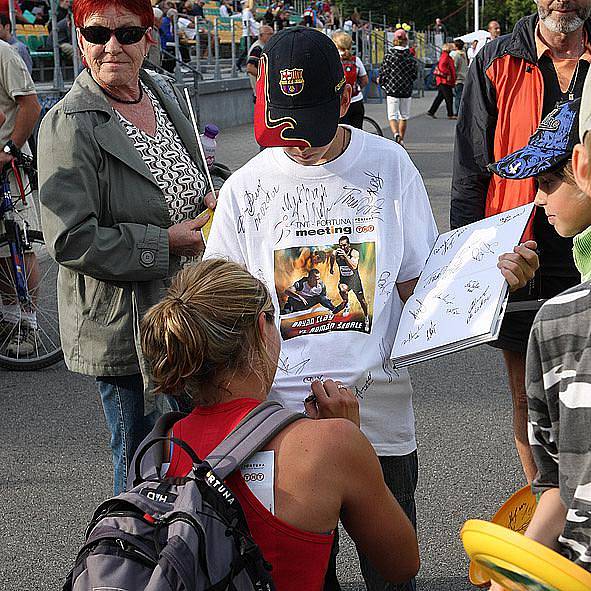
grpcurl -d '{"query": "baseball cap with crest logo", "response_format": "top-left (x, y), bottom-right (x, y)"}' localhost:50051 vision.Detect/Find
top-left (254, 26), bottom-right (347, 148)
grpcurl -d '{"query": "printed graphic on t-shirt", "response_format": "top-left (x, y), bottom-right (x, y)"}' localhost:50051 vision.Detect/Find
top-left (274, 239), bottom-right (376, 340)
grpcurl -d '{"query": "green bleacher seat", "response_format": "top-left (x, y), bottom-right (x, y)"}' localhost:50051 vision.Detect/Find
top-left (26, 36), bottom-right (43, 51)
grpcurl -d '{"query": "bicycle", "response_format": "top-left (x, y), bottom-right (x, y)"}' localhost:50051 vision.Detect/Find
top-left (362, 115), bottom-right (384, 136)
top-left (0, 145), bottom-right (62, 370)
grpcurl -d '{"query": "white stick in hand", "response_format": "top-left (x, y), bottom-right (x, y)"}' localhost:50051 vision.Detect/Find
top-left (183, 87), bottom-right (216, 198)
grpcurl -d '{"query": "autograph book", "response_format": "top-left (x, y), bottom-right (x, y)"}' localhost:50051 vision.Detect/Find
top-left (391, 203), bottom-right (535, 367)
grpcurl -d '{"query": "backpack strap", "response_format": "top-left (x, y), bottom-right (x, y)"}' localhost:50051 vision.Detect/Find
top-left (127, 411), bottom-right (186, 489)
top-left (129, 402), bottom-right (305, 487)
top-left (205, 400), bottom-right (305, 480)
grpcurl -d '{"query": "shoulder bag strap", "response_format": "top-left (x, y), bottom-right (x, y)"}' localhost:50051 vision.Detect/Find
top-left (205, 400), bottom-right (306, 480)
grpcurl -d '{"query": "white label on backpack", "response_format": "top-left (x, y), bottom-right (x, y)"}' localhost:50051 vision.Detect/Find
top-left (240, 451), bottom-right (275, 515)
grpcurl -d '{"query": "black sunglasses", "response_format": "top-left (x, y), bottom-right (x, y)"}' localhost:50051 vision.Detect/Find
top-left (79, 26), bottom-right (148, 45)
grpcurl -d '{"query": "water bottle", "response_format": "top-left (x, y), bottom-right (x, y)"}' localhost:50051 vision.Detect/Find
top-left (201, 124), bottom-right (219, 169)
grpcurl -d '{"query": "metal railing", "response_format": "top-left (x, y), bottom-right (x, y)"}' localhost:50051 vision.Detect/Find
top-left (17, 1), bottom-right (442, 95)
top-left (350, 21), bottom-right (441, 102)
top-left (162, 13), bottom-right (254, 84)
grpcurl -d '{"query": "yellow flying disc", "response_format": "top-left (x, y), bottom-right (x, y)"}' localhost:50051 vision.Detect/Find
top-left (469, 485), bottom-right (538, 587)
top-left (197, 208), bottom-right (214, 243)
top-left (461, 519), bottom-right (591, 591)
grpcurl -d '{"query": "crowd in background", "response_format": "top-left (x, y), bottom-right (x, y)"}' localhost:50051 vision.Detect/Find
top-left (0, 0), bottom-right (75, 66)
top-left (0, 0), bottom-right (68, 25)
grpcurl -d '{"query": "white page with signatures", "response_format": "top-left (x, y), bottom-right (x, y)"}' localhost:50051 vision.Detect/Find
top-left (392, 203), bottom-right (535, 365)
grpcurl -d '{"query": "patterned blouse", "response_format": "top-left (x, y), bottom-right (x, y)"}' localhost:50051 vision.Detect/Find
top-left (115, 84), bottom-right (208, 224)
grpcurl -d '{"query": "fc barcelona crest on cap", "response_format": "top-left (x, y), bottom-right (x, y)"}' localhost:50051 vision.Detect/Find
top-left (280, 68), bottom-right (304, 96)
top-left (255, 27), bottom-right (347, 148)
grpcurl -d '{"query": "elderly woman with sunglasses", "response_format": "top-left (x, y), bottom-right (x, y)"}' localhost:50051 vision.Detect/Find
top-left (38, 0), bottom-right (221, 495)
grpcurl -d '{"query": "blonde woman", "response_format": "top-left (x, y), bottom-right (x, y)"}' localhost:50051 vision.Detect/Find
top-left (141, 259), bottom-right (419, 591)
top-left (427, 42), bottom-right (456, 119)
top-left (332, 30), bottom-right (368, 128)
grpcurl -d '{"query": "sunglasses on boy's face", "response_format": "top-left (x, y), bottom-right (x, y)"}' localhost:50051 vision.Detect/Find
top-left (79, 26), bottom-right (148, 46)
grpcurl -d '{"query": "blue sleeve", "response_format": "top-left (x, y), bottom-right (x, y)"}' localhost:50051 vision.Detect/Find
top-left (18, 44), bottom-right (33, 75)
top-left (160, 19), bottom-right (173, 49)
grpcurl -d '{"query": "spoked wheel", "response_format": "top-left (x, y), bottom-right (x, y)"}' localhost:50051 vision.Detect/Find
top-left (362, 116), bottom-right (384, 136)
top-left (0, 230), bottom-right (63, 370)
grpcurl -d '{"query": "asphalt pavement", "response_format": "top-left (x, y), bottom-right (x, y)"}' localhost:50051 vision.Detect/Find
top-left (0, 91), bottom-right (525, 590)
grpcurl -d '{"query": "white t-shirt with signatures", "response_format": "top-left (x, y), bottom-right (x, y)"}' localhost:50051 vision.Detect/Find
top-left (204, 126), bottom-right (438, 455)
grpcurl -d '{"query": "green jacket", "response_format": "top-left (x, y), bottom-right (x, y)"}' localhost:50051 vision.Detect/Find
top-left (39, 69), bottom-right (210, 394)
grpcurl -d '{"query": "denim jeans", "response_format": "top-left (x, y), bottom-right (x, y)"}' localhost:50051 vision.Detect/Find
top-left (97, 374), bottom-right (177, 495)
top-left (357, 451), bottom-right (418, 591)
top-left (454, 83), bottom-right (464, 116)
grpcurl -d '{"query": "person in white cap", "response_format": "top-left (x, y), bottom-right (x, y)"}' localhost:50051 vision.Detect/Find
top-left (237, 0), bottom-right (258, 71)
top-left (148, 7), bottom-right (163, 65)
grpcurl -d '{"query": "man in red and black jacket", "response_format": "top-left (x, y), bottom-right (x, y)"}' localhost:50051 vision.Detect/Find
top-left (451, 3), bottom-right (591, 484)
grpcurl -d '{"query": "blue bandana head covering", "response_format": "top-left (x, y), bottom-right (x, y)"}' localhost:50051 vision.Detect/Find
top-left (489, 98), bottom-right (581, 180)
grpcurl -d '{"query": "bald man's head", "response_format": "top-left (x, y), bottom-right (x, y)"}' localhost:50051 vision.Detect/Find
top-left (487, 20), bottom-right (501, 38)
top-left (259, 25), bottom-right (274, 43)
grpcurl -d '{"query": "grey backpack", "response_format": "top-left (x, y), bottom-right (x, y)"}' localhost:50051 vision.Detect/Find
top-left (64, 401), bottom-right (303, 591)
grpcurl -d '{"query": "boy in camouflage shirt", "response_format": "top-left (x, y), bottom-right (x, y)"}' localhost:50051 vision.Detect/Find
top-left (525, 80), bottom-right (591, 573)
top-left (488, 87), bottom-right (591, 579)
top-left (527, 284), bottom-right (591, 569)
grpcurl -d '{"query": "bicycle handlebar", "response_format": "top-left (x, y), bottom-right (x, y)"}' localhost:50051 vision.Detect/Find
top-left (3, 143), bottom-right (33, 172)
top-left (0, 144), bottom-right (35, 205)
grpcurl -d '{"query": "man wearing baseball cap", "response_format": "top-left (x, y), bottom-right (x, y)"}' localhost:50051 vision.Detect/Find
top-left (204, 26), bottom-right (539, 590)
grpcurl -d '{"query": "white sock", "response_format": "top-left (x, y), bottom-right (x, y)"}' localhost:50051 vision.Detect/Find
top-left (1, 304), bottom-right (37, 329)
top-left (21, 309), bottom-right (37, 330)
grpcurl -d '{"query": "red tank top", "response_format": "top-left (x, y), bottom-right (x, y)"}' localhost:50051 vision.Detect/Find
top-left (167, 398), bottom-right (334, 591)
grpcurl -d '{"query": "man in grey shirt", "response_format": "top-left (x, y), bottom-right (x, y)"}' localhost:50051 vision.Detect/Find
top-left (450, 38), bottom-right (467, 117)
top-left (0, 40), bottom-right (40, 356)
top-left (0, 14), bottom-right (32, 74)
top-left (246, 24), bottom-right (273, 101)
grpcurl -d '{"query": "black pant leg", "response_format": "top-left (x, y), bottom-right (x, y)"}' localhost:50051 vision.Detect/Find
top-left (357, 452), bottom-right (419, 591)
top-left (323, 529), bottom-right (342, 591)
top-left (428, 87), bottom-right (444, 115)
top-left (442, 84), bottom-right (454, 116)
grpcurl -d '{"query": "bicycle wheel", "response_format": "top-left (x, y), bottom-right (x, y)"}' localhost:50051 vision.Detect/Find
top-left (0, 229), bottom-right (63, 370)
top-left (362, 116), bottom-right (384, 136)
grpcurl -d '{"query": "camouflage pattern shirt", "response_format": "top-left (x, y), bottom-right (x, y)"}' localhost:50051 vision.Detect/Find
top-left (527, 281), bottom-right (591, 571)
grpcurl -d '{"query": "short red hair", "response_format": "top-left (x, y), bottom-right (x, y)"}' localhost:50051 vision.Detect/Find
top-left (72, 0), bottom-right (154, 28)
